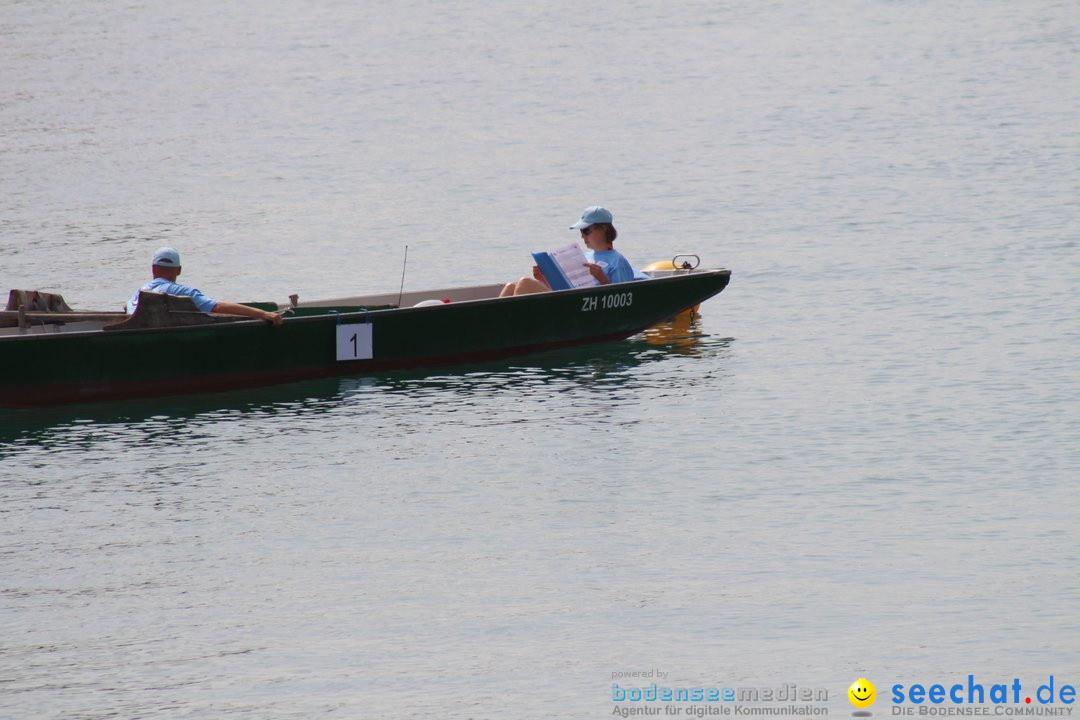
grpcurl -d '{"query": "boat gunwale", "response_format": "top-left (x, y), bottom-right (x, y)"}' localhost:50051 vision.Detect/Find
top-left (0, 269), bottom-right (731, 343)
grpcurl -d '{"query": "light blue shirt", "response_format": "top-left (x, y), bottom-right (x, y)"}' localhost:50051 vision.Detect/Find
top-left (585, 249), bottom-right (640, 284)
top-left (126, 277), bottom-right (218, 315)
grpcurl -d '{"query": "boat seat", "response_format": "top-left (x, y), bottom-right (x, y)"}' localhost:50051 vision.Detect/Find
top-left (104, 291), bottom-right (246, 331)
top-left (6, 289), bottom-right (73, 312)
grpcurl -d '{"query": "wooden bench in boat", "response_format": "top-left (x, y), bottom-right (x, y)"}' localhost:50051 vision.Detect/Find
top-left (102, 292), bottom-right (258, 331)
top-left (0, 289), bottom-right (125, 329)
top-left (1, 289), bottom-right (250, 331)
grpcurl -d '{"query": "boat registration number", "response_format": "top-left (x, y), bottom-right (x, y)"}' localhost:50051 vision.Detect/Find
top-left (581, 292), bottom-right (633, 312)
top-left (336, 323), bottom-right (373, 361)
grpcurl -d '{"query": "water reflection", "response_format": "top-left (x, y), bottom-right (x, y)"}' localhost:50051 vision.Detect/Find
top-left (340, 319), bottom-right (731, 398)
top-left (637, 313), bottom-right (716, 353)
top-left (0, 328), bottom-right (732, 454)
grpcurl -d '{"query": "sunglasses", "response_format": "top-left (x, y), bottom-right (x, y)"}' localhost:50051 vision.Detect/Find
top-left (580, 226), bottom-right (598, 236)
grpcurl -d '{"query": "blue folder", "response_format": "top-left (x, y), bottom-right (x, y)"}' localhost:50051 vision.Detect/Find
top-left (531, 252), bottom-right (573, 291)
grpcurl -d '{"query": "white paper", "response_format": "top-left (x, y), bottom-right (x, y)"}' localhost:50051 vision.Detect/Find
top-left (549, 243), bottom-right (601, 288)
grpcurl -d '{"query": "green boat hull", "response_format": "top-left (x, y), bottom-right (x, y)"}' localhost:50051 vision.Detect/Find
top-left (0, 270), bottom-right (730, 408)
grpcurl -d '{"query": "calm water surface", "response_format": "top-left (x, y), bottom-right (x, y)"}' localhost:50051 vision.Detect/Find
top-left (2, 1), bottom-right (1078, 718)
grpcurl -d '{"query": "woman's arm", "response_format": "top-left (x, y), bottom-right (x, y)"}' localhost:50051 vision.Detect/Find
top-left (532, 264), bottom-right (552, 289)
top-left (583, 263), bottom-right (611, 285)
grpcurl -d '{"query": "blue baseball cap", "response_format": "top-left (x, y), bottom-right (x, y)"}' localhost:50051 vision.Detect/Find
top-left (570, 206), bottom-right (614, 230)
top-left (152, 247), bottom-right (181, 267)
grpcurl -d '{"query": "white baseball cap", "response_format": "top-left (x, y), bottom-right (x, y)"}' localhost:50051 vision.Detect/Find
top-left (152, 247), bottom-right (181, 267)
top-left (570, 206), bottom-right (614, 230)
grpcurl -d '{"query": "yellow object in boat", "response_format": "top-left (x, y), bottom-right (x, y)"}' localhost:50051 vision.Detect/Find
top-left (643, 254), bottom-right (699, 273)
top-left (643, 260), bottom-right (680, 272)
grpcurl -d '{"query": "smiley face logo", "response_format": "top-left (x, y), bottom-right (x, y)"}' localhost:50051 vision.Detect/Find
top-left (848, 678), bottom-right (876, 709)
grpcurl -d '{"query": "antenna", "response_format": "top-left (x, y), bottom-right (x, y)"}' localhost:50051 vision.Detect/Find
top-left (397, 245), bottom-right (409, 308)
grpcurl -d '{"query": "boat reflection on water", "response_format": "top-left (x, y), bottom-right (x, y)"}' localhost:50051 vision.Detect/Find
top-left (338, 316), bottom-right (729, 399)
top-left (635, 311), bottom-right (709, 353)
top-left (0, 324), bottom-right (732, 451)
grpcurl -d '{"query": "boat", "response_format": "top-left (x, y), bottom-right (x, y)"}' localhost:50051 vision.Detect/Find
top-left (0, 265), bottom-right (731, 409)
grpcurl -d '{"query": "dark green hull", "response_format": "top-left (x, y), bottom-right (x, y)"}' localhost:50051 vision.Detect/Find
top-left (0, 270), bottom-right (730, 408)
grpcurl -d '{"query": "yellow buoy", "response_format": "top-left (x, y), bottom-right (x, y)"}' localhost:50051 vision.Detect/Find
top-left (642, 260), bottom-right (680, 272)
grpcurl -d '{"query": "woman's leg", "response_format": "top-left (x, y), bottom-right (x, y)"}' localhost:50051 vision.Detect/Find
top-left (500, 277), bottom-right (548, 296)
top-left (511, 277), bottom-right (548, 295)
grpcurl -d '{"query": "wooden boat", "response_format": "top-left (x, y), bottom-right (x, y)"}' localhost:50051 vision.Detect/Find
top-left (0, 267), bottom-right (730, 409)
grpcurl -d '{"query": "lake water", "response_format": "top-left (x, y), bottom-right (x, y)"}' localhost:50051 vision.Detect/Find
top-left (2, 1), bottom-right (1078, 718)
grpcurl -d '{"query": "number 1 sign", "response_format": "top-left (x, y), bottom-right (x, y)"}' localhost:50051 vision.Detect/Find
top-left (335, 323), bottom-right (373, 361)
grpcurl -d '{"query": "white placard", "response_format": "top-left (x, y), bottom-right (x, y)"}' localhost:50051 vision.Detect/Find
top-left (336, 323), bottom-right (373, 361)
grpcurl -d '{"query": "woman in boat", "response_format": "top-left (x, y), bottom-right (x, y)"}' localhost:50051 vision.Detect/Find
top-left (500, 206), bottom-right (637, 296)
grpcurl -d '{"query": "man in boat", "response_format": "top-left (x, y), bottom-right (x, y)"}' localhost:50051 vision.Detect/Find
top-left (126, 247), bottom-right (284, 326)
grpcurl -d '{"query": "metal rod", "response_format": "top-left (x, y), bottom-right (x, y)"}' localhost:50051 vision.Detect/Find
top-left (397, 245), bottom-right (409, 308)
